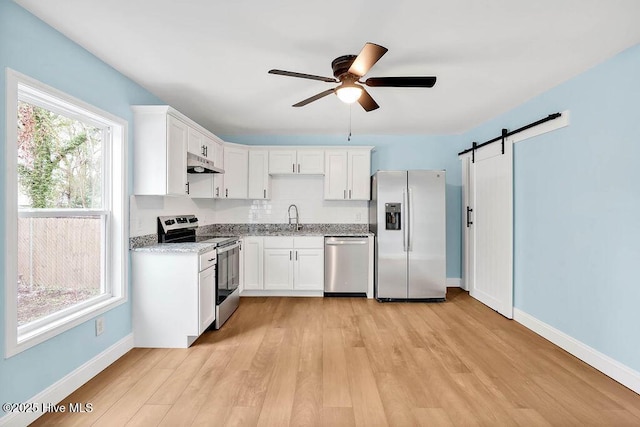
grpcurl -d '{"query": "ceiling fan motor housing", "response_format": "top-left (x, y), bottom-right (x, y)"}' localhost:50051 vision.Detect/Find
top-left (332, 55), bottom-right (358, 81)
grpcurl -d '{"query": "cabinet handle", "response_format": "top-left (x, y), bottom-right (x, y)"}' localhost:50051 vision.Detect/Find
top-left (225, 188), bottom-right (228, 197)
top-left (297, 163), bottom-right (300, 173)
top-left (289, 250), bottom-right (292, 261)
top-left (263, 189), bottom-right (266, 198)
top-left (344, 189), bottom-right (346, 199)
top-left (204, 146), bottom-right (208, 157)
top-left (186, 182), bottom-right (190, 195)
top-left (295, 250), bottom-right (298, 261)
top-left (349, 189), bottom-right (352, 199)
top-left (215, 187), bottom-right (219, 197)
top-left (201, 145), bottom-right (205, 156)
top-left (292, 163), bottom-right (295, 173)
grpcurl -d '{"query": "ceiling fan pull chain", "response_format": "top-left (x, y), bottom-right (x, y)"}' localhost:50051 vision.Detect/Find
top-left (348, 104), bottom-right (352, 142)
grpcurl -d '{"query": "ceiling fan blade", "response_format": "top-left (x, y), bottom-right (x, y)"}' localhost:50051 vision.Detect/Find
top-left (292, 88), bottom-right (336, 107)
top-left (357, 88), bottom-right (379, 112)
top-left (364, 76), bottom-right (437, 87)
top-left (268, 69), bottom-right (337, 83)
top-left (348, 42), bottom-right (388, 77)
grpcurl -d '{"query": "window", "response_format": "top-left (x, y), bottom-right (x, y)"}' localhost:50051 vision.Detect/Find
top-left (4, 70), bottom-right (127, 357)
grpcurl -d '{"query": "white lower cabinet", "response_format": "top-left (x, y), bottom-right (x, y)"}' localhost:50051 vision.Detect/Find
top-left (242, 236), bottom-right (264, 290)
top-left (293, 248), bottom-right (324, 290)
top-left (198, 264), bottom-right (216, 334)
top-left (262, 236), bottom-right (324, 291)
top-left (264, 248), bottom-right (295, 290)
top-left (132, 249), bottom-right (216, 348)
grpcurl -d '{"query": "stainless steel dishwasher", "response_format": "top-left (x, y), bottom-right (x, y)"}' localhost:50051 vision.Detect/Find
top-left (324, 236), bottom-right (369, 297)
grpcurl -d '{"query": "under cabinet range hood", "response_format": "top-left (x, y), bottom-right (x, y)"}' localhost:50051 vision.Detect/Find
top-left (187, 152), bottom-right (224, 174)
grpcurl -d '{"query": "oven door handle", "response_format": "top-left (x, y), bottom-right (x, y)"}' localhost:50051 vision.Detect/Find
top-left (216, 241), bottom-right (240, 254)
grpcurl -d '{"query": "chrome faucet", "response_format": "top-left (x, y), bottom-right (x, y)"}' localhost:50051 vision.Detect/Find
top-left (287, 204), bottom-right (302, 231)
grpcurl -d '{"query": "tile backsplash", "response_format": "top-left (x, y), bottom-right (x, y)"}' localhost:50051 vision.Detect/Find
top-left (212, 175), bottom-right (368, 224)
top-left (130, 175), bottom-right (368, 237)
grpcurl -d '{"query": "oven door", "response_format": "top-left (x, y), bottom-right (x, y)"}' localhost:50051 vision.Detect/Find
top-left (216, 241), bottom-right (240, 304)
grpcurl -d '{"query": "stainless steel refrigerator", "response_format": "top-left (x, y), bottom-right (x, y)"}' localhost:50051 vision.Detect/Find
top-left (369, 170), bottom-right (446, 301)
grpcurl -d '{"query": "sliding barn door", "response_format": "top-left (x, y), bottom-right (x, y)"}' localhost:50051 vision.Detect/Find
top-left (464, 140), bottom-right (513, 318)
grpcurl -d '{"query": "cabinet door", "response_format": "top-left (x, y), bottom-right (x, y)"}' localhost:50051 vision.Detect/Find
top-left (348, 150), bottom-right (371, 200)
top-left (223, 146), bottom-right (248, 199)
top-left (213, 142), bottom-right (224, 198)
top-left (264, 249), bottom-right (294, 290)
top-left (297, 150), bottom-right (324, 174)
top-left (269, 150), bottom-right (297, 174)
top-left (294, 249), bottom-right (324, 290)
top-left (248, 150), bottom-right (270, 199)
top-left (323, 150), bottom-right (348, 200)
top-left (187, 127), bottom-right (205, 156)
top-left (166, 115), bottom-right (188, 196)
top-left (243, 237), bottom-right (264, 290)
top-left (198, 266), bottom-right (216, 334)
top-left (202, 134), bottom-right (216, 159)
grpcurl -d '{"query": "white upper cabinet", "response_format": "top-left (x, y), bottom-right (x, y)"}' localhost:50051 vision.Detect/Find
top-left (187, 127), bottom-right (204, 156)
top-left (269, 149), bottom-right (324, 175)
top-left (132, 105), bottom-right (226, 197)
top-left (323, 150), bottom-right (348, 200)
top-left (223, 145), bottom-right (248, 199)
top-left (166, 116), bottom-right (189, 196)
top-left (324, 149), bottom-right (371, 200)
top-left (297, 150), bottom-right (324, 174)
top-left (213, 140), bottom-right (224, 198)
top-left (132, 106), bottom-right (188, 196)
top-left (248, 149), bottom-right (270, 199)
top-left (348, 150), bottom-right (371, 200)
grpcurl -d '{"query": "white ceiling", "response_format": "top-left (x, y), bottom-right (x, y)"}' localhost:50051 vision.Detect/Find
top-left (15, 0), bottom-right (640, 136)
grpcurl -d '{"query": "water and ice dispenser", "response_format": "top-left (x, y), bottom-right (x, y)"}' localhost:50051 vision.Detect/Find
top-left (385, 203), bottom-right (402, 230)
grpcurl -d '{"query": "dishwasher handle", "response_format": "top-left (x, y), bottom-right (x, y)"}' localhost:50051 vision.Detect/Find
top-left (325, 237), bottom-right (368, 245)
top-left (325, 240), bottom-right (368, 245)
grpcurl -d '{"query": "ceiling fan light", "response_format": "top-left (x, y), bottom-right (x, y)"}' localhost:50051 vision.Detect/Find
top-left (336, 85), bottom-right (363, 104)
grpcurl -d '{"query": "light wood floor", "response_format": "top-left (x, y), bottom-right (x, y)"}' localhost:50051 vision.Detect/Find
top-left (33, 289), bottom-right (640, 426)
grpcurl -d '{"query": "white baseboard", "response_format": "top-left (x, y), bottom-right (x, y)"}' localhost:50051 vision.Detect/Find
top-left (0, 333), bottom-right (134, 427)
top-left (446, 278), bottom-right (462, 287)
top-left (241, 290), bottom-right (323, 297)
top-left (513, 308), bottom-right (640, 395)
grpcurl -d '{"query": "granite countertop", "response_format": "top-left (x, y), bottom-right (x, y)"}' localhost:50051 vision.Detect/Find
top-left (198, 223), bottom-right (371, 237)
top-left (129, 223), bottom-right (373, 251)
top-left (207, 231), bottom-right (374, 237)
top-left (131, 241), bottom-right (218, 254)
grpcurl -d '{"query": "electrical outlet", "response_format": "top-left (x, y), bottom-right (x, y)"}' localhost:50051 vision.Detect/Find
top-left (355, 212), bottom-right (362, 222)
top-left (95, 317), bottom-right (105, 336)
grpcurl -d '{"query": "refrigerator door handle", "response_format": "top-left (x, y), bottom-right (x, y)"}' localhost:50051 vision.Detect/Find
top-left (408, 187), bottom-right (413, 251)
top-left (402, 189), bottom-right (408, 252)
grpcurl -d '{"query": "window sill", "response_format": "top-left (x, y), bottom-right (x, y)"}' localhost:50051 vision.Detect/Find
top-left (5, 295), bottom-right (127, 359)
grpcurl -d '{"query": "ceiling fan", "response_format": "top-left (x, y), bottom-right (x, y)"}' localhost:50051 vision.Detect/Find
top-left (268, 42), bottom-right (436, 112)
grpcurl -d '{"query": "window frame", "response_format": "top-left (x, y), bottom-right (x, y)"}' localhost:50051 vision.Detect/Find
top-left (4, 69), bottom-right (128, 358)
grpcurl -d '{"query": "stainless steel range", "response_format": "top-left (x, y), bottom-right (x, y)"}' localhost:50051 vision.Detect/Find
top-left (157, 215), bottom-right (240, 329)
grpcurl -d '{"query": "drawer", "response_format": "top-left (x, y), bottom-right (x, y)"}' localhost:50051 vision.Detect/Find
top-left (263, 236), bottom-right (294, 249)
top-left (199, 250), bottom-right (217, 271)
top-left (294, 236), bottom-right (323, 249)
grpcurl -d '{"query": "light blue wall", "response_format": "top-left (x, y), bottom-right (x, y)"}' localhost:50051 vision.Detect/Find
top-left (0, 0), bottom-right (162, 405)
top-left (223, 134), bottom-right (468, 278)
top-left (461, 44), bottom-right (640, 372)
